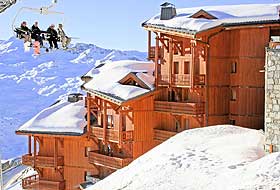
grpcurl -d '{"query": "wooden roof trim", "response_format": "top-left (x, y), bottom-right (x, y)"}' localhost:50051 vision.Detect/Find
top-left (16, 131), bottom-right (86, 138)
top-left (121, 90), bottom-right (159, 106)
top-left (190, 9), bottom-right (217, 19)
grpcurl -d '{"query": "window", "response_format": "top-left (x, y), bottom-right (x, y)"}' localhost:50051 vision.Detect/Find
top-left (231, 88), bottom-right (237, 101)
top-left (184, 61), bottom-right (190, 74)
top-left (84, 171), bottom-right (94, 182)
top-left (175, 120), bottom-right (180, 132)
top-left (85, 147), bottom-right (91, 157)
top-left (229, 120), bottom-right (236, 125)
top-left (231, 62), bottom-right (237, 73)
top-left (107, 115), bottom-right (114, 129)
top-left (173, 62), bottom-right (179, 74)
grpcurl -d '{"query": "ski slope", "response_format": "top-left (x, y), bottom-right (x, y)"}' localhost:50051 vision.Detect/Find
top-left (0, 37), bottom-right (147, 160)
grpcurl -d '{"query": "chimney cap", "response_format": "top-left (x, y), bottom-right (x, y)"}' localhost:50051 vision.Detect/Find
top-left (160, 2), bottom-right (175, 8)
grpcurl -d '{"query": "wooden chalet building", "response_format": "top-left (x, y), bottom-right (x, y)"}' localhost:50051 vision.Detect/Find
top-left (16, 3), bottom-right (280, 190)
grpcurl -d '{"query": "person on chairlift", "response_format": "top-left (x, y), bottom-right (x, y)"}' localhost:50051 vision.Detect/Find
top-left (19, 21), bottom-right (32, 43)
top-left (31, 21), bottom-right (43, 46)
top-left (47, 24), bottom-right (58, 49)
top-left (57, 23), bottom-right (71, 49)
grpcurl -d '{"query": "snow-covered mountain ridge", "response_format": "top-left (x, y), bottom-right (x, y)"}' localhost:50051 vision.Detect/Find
top-left (0, 37), bottom-right (147, 159)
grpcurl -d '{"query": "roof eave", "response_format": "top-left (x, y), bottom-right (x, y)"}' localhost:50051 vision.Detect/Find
top-left (143, 24), bottom-right (196, 38)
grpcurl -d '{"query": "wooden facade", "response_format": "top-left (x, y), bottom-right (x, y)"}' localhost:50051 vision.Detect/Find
top-left (146, 24), bottom-right (279, 130)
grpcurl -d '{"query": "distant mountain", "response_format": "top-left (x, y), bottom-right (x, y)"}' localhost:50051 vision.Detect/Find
top-left (0, 37), bottom-right (147, 159)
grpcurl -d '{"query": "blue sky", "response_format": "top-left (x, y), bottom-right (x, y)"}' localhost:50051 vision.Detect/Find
top-left (0, 0), bottom-right (278, 51)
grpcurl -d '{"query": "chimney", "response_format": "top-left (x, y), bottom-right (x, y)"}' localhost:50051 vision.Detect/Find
top-left (160, 2), bottom-right (177, 20)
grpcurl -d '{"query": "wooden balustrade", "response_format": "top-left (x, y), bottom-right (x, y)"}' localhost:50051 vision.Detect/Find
top-left (172, 74), bottom-right (191, 86)
top-left (91, 126), bottom-right (134, 143)
top-left (88, 151), bottom-right (132, 170)
top-left (22, 175), bottom-right (65, 190)
top-left (158, 74), bottom-right (170, 86)
top-left (154, 129), bottom-right (177, 142)
top-left (148, 46), bottom-right (162, 60)
top-left (22, 154), bottom-right (64, 168)
top-left (22, 174), bottom-right (39, 189)
top-left (154, 101), bottom-right (205, 115)
top-left (194, 74), bottom-right (206, 85)
top-left (158, 74), bottom-right (205, 86)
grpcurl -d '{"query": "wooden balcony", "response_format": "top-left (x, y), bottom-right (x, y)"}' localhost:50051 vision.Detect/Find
top-left (88, 151), bottom-right (132, 170)
top-left (154, 101), bottom-right (205, 115)
top-left (172, 74), bottom-right (190, 86)
top-left (22, 154), bottom-right (64, 168)
top-left (91, 126), bottom-right (133, 143)
top-left (148, 46), bottom-right (162, 60)
top-left (22, 175), bottom-right (65, 190)
top-left (158, 74), bottom-right (205, 87)
top-left (154, 129), bottom-right (177, 142)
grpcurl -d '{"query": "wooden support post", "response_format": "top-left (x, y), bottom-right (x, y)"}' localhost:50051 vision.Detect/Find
top-left (118, 112), bottom-right (123, 148)
top-left (33, 136), bottom-right (36, 168)
top-left (168, 38), bottom-right (173, 86)
top-left (28, 136), bottom-right (32, 155)
top-left (102, 100), bottom-right (107, 143)
top-left (148, 31), bottom-right (151, 58)
top-left (190, 41), bottom-right (195, 88)
top-left (54, 138), bottom-right (58, 170)
top-left (155, 36), bottom-right (159, 88)
top-left (87, 93), bottom-right (91, 140)
top-left (269, 144), bottom-right (273, 153)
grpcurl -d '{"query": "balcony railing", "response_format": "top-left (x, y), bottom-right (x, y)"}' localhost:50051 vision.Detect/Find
top-left (88, 151), bottom-right (132, 170)
top-left (154, 101), bottom-right (205, 115)
top-left (148, 46), bottom-right (162, 60)
top-left (158, 74), bottom-right (205, 86)
top-left (158, 74), bottom-right (170, 86)
top-left (22, 174), bottom-right (39, 189)
top-left (22, 175), bottom-right (65, 190)
top-left (91, 126), bottom-right (133, 143)
top-left (22, 154), bottom-right (64, 168)
top-left (154, 129), bottom-right (177, 142)
top-left (172, 74), bottom-right (190, 86)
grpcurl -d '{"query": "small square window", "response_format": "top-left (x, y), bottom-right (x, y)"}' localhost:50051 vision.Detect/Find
top-left (230, 120), bottom-right (236, 125)
top-left (184, 61), bottom-right (190, 74)
top-left (231, 62), bottom-right (237, 73)
top-left (231, 88), bottom-right (237, 101)
top-left (173, 62), bottom-right (179, 74)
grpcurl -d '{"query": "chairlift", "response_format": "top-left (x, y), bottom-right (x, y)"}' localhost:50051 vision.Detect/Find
top-left (12, 0), bottom-right (65, 37)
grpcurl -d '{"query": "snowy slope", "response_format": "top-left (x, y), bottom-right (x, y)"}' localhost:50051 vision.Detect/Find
top-left (0, 37), bottom-right (147, 160)
top-left (87, 125), bottom-right (280, 190)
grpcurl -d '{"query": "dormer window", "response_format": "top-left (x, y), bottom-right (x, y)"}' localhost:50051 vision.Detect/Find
top-left (190, 9), bottom-right (217, 20)
top-left (119, 73), bottom-right (150, 90)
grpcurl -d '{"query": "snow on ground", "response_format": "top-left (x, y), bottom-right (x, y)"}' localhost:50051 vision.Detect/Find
top-left (6, 167), bottom-right (37, 190)
top-left (144, 4), bottom-right (279, 34)
top-left (87, 125), bottom-right (280, 190)
top-left (83, 60), bottom-right (154, 101)
top-left (0, 37), bottom-right (147, 160)
top-left (17, 99), bottom-right (86, 135)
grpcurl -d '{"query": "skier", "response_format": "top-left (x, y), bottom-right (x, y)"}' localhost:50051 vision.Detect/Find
top-left (46, 24), bottom-right (58, 49)
top-left (31, 21), bottom-right (43, 46)
top-left (19, 21), bottom-right (32, 43)
top-left (57, 23), bottom-right (71, 49)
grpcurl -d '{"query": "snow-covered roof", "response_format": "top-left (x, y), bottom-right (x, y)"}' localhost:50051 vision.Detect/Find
top-left (17, 100), bottom-right (87, 136)
top-left (86, 125), bottom-right (280, 190)
top-left (143, 4), bottom-right (280, 35)
top-left (83, 60), bottom-right (155, 104)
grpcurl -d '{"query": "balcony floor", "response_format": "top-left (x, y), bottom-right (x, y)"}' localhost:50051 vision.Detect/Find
top-left (24, 183), bottom-right (58, 190)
